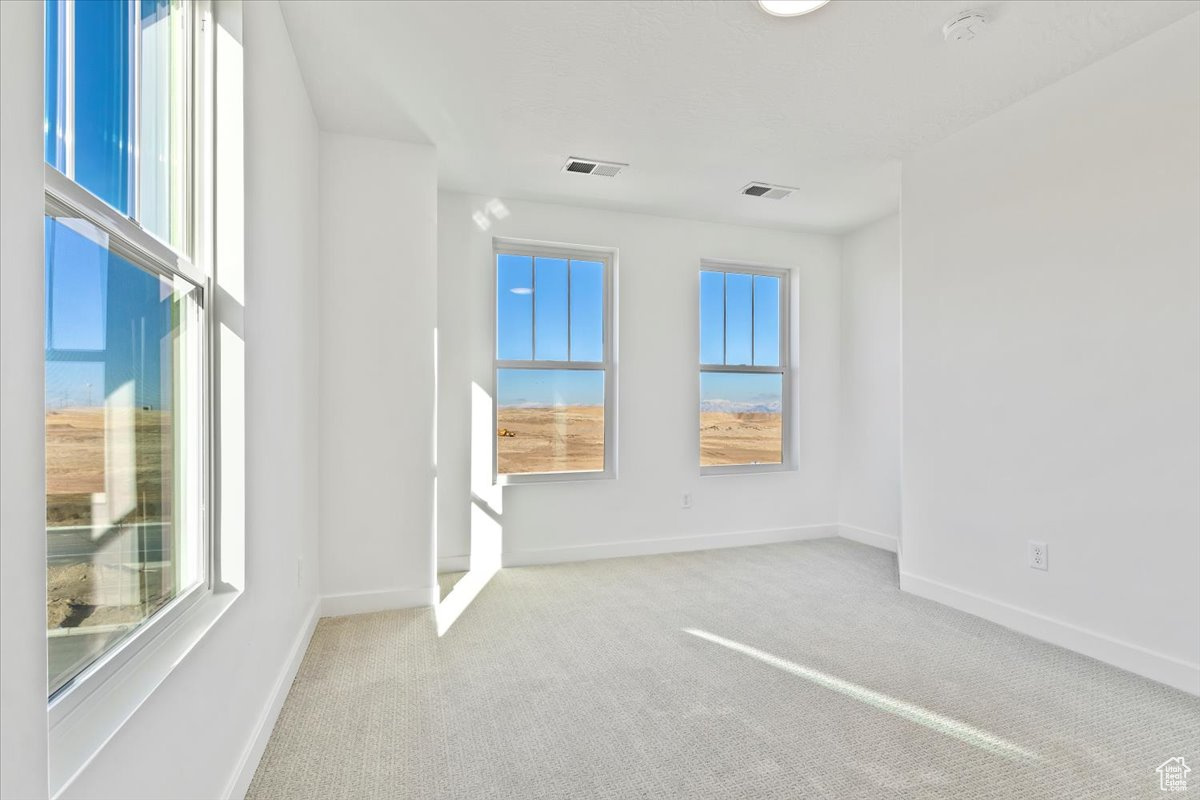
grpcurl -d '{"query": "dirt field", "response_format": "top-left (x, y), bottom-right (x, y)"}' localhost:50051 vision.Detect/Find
top-left (495, 406), bottom-right (781, 472)
top-left (45, 407), bottom-right (174, 632)
top-left (497, 405), bottom-right (605, 474)
top-left (700, 411), bottom-right (782, 466)
top-left (47, 562), bottom-right (168, 629)
top-left (45, 407), bottom-right (172, 526)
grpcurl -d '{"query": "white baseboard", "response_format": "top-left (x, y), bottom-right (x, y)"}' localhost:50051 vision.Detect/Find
top-left (224, 598), bottom-right (320, 800)
top-left (838, 524), bottom-right (898, 553)
top-left (899, 570), bottom-right (1200, 696)
top-left (502, 524), bottom-right (839, 567)
top-left (437, 555), bottom-right (470, 573)
top-left (320, 586), bottom-right (437, 618)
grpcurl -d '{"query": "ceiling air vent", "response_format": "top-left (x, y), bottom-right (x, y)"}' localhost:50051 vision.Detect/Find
top-left (563, 157), bottom-right (626, 177)
top-left (740, 182), bottom-right (795, 200)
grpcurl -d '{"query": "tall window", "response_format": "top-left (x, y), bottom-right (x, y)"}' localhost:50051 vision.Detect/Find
top-left (698, 264), bottom-right (789, 471)
top-left (44, 0), bottom-right (208, 698)
top-left (494, 242), bottom-right (614, 479)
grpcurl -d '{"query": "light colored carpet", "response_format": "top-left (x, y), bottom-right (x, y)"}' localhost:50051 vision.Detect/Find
top-left (248, 539), bottom-right (1199, 799)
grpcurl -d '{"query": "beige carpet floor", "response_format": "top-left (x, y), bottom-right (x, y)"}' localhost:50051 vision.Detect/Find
top-left (248, 538), bottom-right (1199, 799)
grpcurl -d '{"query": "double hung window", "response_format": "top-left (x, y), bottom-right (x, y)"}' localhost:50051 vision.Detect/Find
top-left (44, 0), bottom-right (209, 698)
top-left (698, 263), bottom-right (790, 471)
top-left (494, 242), bottom-right (614, 480)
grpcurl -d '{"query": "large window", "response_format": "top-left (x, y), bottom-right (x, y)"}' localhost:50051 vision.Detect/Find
top-left (698, 263), bottom-right (789, 471)
top-left (494, 243), bottom-right (614, 479)
top-left (44, 0), bottom-right (208, 698)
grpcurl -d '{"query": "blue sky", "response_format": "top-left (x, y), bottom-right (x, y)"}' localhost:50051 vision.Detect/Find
top-left (497, 254), bottom-right (606, 407)
top-left (496, 259), bottom-right (784, 409)
top-left (700, 270), bottom-right (779, 367)
top-left (44, 1), bottom-right (175, 411)
top-left (45, 217), bottom-right (174, 410)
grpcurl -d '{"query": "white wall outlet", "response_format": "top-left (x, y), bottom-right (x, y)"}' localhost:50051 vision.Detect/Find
top-left (1028, 541), bottom-right (1048, 571)
top-left (681, 492), bottom-right (693, 510)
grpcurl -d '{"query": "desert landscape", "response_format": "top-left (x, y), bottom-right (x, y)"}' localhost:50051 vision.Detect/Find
top-left (45, 407), bottom-right (175, 637)
top-left (495, 406), bottom-right (783, 473)
top-left (700, 411), bottom-right (782, 466)
top-left (45, 406), bottom-right (172, 526)
top-left (497, 405), bottom-right (605, 474)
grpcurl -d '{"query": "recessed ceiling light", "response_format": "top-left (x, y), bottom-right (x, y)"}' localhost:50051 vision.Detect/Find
top-left (756, 0), bottom-right (830, 17)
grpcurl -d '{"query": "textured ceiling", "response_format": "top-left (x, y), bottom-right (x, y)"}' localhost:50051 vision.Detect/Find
top-left (279, 0), bottom-right (1197, 233)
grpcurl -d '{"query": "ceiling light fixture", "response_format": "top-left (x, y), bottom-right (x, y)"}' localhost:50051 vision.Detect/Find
top-left (756, 0), bottom-right (830, 17)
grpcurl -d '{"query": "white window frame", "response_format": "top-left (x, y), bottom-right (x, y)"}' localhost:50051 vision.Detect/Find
top-left (698, 260), bottom-right (792, 476)
top-left (43, 0), bottom-right (214, 716)
top-left (493, 238), bottom-right (617, 484)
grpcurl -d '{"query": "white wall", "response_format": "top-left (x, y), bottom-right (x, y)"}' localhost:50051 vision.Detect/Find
top-left (838, 214), bottom-right (901, 549)
top-left (0, 1), bottom-right (50, 797)
top-left (437, 193), bottom-right (842, 566)
top-left (901, 14), bottom-right (1200, 693)
top-left (318, 134), bottom-right (438, 612)
top-left (0, 2), bottom-right (323, 797)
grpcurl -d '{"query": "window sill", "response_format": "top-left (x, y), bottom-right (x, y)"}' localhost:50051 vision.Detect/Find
top-left (47, 585), bottom-right (241, 798)
top-left (700, 463), bottom-right (796, 477)
top-left (498, 470), bottom-right (615, 486)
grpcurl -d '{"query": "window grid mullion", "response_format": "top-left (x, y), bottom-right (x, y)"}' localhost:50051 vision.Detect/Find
top-left (496, 360), bottom-right (606, 371)
top-left (45, 169), bottom-right (204, 289)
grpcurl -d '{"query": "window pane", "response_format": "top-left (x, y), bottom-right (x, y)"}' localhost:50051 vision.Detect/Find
top-left (753, 275), bottom-right (780, 367)
top-left (725, 273), bottom-right (753, 365)
top-left (700, 371), bottom-right (783, 466)
top-left (139, 0), bottom-right (189, 250)
top-left (496, 369), bottom-right (604, 474)
top-left (496, 254), bottom-right (533, 360)
top-left (699, 270), bottom-right (724, 365)
top-left (45, 213), bottom-right (203, 696)
top-left (74, 0), bottom-right (134, 214)
top-left (533, 257), bottom-right (568, 361)
top-left (569, 260), bottom-right (604, 362)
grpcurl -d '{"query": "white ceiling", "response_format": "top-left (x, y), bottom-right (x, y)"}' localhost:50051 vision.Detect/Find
top-left (279, 0), bottom-right (1197, 233)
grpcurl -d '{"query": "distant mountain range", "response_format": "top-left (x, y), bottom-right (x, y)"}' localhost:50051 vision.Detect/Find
top-left (700, 399), bottom-right (781, 414)
top-left (498, 401), bottom-right (604, 409)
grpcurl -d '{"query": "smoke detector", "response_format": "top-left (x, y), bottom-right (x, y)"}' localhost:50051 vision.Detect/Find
top-left (562, 157), bottom-right (626, 177)
top-left (943, 10), bottom-right (987, 42)
top-left (740, 182), bottom-right (795, 200)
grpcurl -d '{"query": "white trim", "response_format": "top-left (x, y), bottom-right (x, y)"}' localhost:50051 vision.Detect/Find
top-left (437, 555), bottom-right (470, 573)
top-left (899, 570), bottom-right (1200, 696)
top-left (49, 590), bottom-right (240, 798)
top-left (502, 524), bottom-right (839, 567)
top-left (320, 586), bottom-right (437, 618)
top-left (838, 524), bottom-right (898, 553)
top-left (223, 599), bottom-right (319, 800)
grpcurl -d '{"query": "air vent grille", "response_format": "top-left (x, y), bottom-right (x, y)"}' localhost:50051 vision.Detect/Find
top-left (563, 157), bottom-right (626, 177)
top-left (741, 182), bottom-right (795, 200)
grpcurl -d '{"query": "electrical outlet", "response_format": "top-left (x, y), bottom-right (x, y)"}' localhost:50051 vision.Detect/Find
top-left (1028, 541), bottom-right (1048, 571)
top-left (681, 492), bottom-right (693, 510)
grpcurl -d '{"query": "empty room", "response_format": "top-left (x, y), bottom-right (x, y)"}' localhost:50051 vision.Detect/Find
top-left (2, 0), bottom-right (1198, 798)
